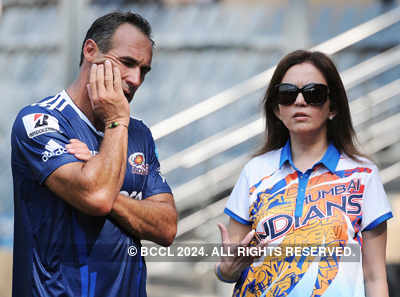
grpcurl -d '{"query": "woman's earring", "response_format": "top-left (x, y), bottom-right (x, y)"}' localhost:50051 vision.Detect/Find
top-left (329, 115), bottom-right (335, 120)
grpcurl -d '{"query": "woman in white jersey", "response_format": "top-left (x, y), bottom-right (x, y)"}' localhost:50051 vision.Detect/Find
top-left (217, 50), bottom-right (392, 297)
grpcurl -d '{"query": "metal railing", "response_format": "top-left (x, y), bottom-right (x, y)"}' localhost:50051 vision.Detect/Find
top-left (352, 79), bottom-right (400, 126)
top-left (173, 78), bottom-right (400, 213)
top-left (161, 46), bottom-right (400, 175)
top-left (151, 6), bottom-right (400, 141)
top-left (148, 7), bottom-right (400, 238)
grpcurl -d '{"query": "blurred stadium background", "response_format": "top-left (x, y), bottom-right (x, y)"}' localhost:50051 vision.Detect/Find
top-left (1, 0), bottom-right (400, 296)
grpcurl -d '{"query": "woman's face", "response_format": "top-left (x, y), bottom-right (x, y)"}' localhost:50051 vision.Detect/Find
top-left (274, 62), bottom-right (335, 137)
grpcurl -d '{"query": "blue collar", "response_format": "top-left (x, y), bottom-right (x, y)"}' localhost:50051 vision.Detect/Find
top-left (279, 140), bottom-right (340, 173)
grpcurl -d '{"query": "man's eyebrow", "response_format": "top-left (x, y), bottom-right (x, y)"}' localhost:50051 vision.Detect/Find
top-left (119, 56), bottom-right (138, 64)
top-left (119, 56), bottom-right (151, 71)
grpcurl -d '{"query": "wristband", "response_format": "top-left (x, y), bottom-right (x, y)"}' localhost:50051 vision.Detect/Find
top-left (107, 121), bottom-right (128, 129)
top-left (216, 263), bottom-right (237, 283)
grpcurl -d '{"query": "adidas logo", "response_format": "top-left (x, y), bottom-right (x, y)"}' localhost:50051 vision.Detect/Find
top-left (42, 139), bottom-right (67, 162)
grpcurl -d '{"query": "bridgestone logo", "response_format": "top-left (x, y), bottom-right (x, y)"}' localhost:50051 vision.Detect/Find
top-left (22, 113), bottom-right (60, 139)
top-left (29, 127), bottom-right (58, 138)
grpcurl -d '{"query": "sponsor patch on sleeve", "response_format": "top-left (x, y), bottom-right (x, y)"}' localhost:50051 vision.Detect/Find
top-left (41, 139), bottom-right (67, 162)
top-left (22, 113), bottom-right (60, 138)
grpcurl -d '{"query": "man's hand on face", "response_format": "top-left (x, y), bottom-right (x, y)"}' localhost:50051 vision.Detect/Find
top-left (102, 54), bottom-right (137, 103)
top-left (87, 60), bottom-right (130, 128)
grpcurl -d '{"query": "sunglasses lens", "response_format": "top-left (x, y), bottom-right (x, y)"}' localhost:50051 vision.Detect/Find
top-left (276, 84), bottom-right (298, 105)
top-left (303, 84), bottom-right (328, 106)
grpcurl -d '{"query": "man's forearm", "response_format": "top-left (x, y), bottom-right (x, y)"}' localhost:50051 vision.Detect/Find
top-left (78, 60), bottom-right (130, 207)
top-left (46, 124), bottom-right (129, 216)
top-left (109, 193), bottom-right (177, 246)
top-left (80, 124), bottom-right (128, 197)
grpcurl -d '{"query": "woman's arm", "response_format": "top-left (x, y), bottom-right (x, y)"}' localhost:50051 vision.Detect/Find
top-left (362, 222), bottom-right (389, 297)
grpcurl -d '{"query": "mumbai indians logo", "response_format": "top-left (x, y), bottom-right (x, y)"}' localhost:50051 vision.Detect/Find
top-left (128, 152), bottom-right (149, 175)
top-left (256, 193), bottom-right (362, 242)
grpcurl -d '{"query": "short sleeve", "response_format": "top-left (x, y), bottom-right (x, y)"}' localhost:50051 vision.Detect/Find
top-left (361, 166), bottom-right (393, 231)
top-left (12, 110), bottom-right (81, 184)
top-left (224, 167), bottom-right (252, 225)
top-left (142, 129), bottom-right (172, 199)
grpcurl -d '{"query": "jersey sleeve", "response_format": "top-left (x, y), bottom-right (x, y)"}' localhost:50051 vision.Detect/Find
top-left (224, 166), bottom-right (252, 225)
top-left (361, 165), bottom-right (393, 231)
top-left (142, 128), bottom-right (172, 199)
top-left (12, 108), bottom-right (81, 185)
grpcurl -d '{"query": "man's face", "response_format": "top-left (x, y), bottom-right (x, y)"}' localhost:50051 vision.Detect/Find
top-left (101, 23), bottom-right (153, 103)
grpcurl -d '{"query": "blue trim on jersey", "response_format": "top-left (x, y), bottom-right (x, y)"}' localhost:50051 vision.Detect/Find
top-left (224, 208), bottom-right (252, 225)
top-left (295, 171), bottom-right (312, 217)
top-left (319, 143), bottom-right (340, 173)
top-left (279, 140), bottom-right (341, 217)
top-left (137, 257), bottom-right (143, 293)
top-left (279, 141), bottom-right (292, 169)
top-left (80, 265), bottom-right (89, 297)
top-left (72, 214), bottom-right (93, 297)
top-left (89, 272), bottom-right (97, 297)
top-left (72, 214), bottom-right (88, 265)
top-left (279, 140), bottom-right (340, 174)
top-left (364, 211), bottom-right (393, 231)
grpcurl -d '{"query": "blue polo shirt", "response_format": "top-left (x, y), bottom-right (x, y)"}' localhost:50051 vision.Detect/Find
top-left (11, 90), bottom-right (172, 297)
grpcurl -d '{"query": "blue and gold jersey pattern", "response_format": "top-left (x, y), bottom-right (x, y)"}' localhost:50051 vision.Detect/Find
top-left (224, 141), bottom-right (392, 297)
top-left (11, 90), bottom-right (172, 297)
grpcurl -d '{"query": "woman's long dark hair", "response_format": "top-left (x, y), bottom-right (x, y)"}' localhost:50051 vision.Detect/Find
top-left (255, 50), bottom-right (365, 161)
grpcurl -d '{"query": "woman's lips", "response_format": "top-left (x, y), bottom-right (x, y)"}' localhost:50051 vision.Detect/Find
top-left (293, 112), bottom-right (309, 118)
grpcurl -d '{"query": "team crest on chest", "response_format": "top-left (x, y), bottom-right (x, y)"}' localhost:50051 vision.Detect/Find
top-left (128, 152), bottom-right (149, 175)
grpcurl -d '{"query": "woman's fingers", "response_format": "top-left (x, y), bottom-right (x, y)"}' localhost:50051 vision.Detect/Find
top-left (240, 229), bottom-right (255, 247)
top-left (217, 223), bottom-right (231, 246)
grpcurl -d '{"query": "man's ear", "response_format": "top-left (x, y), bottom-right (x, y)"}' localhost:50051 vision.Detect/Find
top-left (83, 39), bottom-right (100, 64)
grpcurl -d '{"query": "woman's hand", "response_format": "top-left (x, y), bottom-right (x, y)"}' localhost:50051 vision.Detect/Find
top-left (216, 219), bottom-right (268, 282)
top-left (66, 139), bottom-right (92, 162)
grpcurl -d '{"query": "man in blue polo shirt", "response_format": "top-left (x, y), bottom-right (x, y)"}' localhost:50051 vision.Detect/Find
top-left (11, 11), bottom-right (177, 297)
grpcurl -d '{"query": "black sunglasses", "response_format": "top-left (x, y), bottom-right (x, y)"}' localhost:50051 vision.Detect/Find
top-left (274, 83), bottom-right (329, 106)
